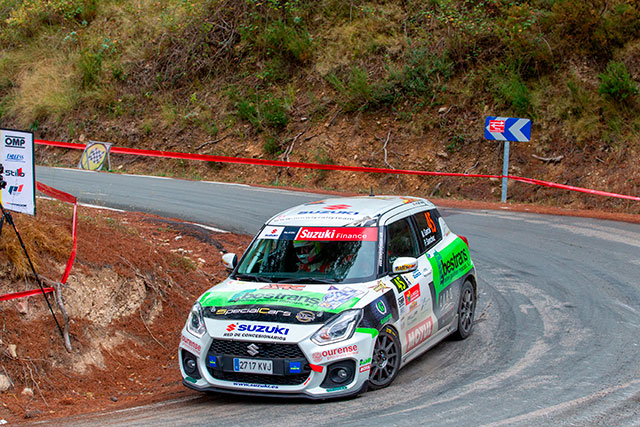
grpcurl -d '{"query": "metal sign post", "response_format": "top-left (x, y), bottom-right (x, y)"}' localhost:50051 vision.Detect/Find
top-left (484, 117), bottom-right (531, 202)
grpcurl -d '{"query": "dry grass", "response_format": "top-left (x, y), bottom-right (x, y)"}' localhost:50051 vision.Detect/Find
top-left (8, 51), bottom-right (77, 128)
top-left (0, 203), bottom-right (73, 279)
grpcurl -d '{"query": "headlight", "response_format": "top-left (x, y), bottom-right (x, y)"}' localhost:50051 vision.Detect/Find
top-left (186, 302), bottom-right (207, 338)
top-left (311, 310), bottom-right (362, 345)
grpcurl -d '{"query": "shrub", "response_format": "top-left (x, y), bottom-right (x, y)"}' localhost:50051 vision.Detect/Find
top-left (598, 61), bottom-right (638, 104)
top-left (234, 92), bottom-right (290, 131)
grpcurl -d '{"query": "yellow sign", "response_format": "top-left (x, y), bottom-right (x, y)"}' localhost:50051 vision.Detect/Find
top-left (79, 141), bottom-right (111, 171)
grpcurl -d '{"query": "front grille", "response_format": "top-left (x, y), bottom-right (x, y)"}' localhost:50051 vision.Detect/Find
top-left (211, 371), bottom-right (309, 385)
top-left (209, 339), bottom-right (305, 359)
top-left (207, 339), bottom-right (311, 387)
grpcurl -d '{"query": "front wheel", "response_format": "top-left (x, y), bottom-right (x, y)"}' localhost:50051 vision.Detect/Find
top-left (368, 327), bottom-right (401, 390)
top-left (451, 280), bottom-right (476, 340)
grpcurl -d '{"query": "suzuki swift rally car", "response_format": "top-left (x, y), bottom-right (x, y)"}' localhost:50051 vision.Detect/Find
top-left (179, 196), bottom-right (477, 399)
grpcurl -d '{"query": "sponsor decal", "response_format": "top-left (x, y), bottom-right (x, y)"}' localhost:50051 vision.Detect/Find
top-left (215, 307), bottom-right (292, 317)
top-left (359, 364), bottom-right (371, 373)
top-left (261, 284), bottom-right (306, 291)
top-left (441, 249), bottom-right (469, 278)
top-left (4, 153), bottom-right (25, 163)
top-left (311, 344), bottom-right (358, 362)
top-left (320, 287), bottom-right (364, 310)
top-left (232, 382), bottom-right (279, 390)
top-left (258, 226), bottom-right (284, 239)
top-left (397, 295), bottom-right (405, 309)
top-left (376, 300), bottom-right (387, 315)
top-left (229, 290), bottom-right (322, 307)
top-left (324, 204), bottom-right (351, 210)
top-left (288, 361), bottom-right (302, 373)
top-left (395, 261), bottom-right (416, 272)
top-left (296, 204), bottom-right (360, 216)
top-left (181, 334), bottom-right (202, 356)
top-left (207, 355), bottom-right (218, 368)
top-left (359, 357), bottom-right (371, 365)
top-left (412, 270), bottom-right (422, 279)
top-left (223, 323), bottom-right (290, 341)
top-left (294, 227), bottom-right (377, 242)
top-left (438, 286), bottom-right (454, 310)
top-left (4, 136), bottom-right (26, 149)
top-left (7, 184), bottom-right (23, 195)
top-left (428, 239), bottom-right (472, 302)
top-left (326, 386), bottom-right (347, 392)
top-left (408, 300), bottom-right (418, 312)
top-left (404, 284), bottom-right (421, 305)
top-left (406, 317), bottom-right (433, 352)
top-left (4, 167), bottom-right (25, 177)
top-left (380, 313), bottom-right (392, 325)
top-left (401, 198), bottom-right (419, 204)
top-left (295, 310), bottom-right (315, 323)
top-left (360, 292), bottom-right (399, 330)
top-left (370, 281), bottom-right (390, 292)
top-left (391, 275), bottom-right (409, 292)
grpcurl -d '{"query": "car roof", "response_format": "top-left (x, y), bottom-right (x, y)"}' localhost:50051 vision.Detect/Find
top-left (266, 195), bottom-right (436, 227)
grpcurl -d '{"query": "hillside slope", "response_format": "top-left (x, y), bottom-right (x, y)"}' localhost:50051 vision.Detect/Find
top-left (1, 0), bottom-right (639, 211)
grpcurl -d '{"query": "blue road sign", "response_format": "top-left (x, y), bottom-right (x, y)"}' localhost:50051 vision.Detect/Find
top-left (484, 117), bottom-right (531, 142)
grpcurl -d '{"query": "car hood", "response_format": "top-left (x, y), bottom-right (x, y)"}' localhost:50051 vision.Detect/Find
top-left (198, 278), bottom-right (388, 322)
top-left (198, 278), bottom-right (400, 343)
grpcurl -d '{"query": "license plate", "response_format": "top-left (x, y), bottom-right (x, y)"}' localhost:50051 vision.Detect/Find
top-left (233, 358), bottom-right (273, 374)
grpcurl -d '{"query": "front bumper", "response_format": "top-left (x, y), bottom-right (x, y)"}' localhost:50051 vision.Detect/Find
top-left (182, 378), bottom-right (369, 400)
top-left (179, 327), bottom-right (375, 399)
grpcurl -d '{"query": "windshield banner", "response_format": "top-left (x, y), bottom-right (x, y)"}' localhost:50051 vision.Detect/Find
top-left (258, 226), bottom-right (377, 241)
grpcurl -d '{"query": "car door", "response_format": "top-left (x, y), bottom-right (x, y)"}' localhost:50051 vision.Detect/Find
top-left (382, 215), bottom-right (435, 355)
top-left (420, 208), bottom-right (460, 329)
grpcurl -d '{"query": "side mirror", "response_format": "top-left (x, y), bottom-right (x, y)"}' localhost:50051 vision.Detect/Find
top-left (222, 253), bottom-right (237, 270)
top-left (392, 257), bottom-right (417, 275)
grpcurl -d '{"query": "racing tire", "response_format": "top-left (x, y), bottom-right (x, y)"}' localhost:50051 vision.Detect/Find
top-left (451, 280), bottom-right (475, 340)
top-left (368, 326), bottom-right (401, 390)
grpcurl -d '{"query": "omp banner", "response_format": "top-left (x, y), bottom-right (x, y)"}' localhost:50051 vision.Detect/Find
top-left (0, 129), bottom-right (35, 215)
top-left (79, 141), bottom-right (111, 171)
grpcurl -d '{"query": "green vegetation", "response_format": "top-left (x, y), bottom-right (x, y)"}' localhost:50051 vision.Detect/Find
top-left (0, 0), bottom-right (638, 156)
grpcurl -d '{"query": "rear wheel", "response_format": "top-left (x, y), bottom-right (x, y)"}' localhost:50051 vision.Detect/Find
top-left (451, 280), bottom-right (475, 340)
top-left (368, 327), bottom-right (401, 390)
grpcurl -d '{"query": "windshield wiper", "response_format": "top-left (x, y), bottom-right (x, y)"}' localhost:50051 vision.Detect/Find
top-left (234, 273), bottom-right (273, 282)
top-left (277, 277), bottom-right (338, 284)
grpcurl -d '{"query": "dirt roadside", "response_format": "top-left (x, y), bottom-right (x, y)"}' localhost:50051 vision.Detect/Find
top-left (0, 194), bottom-right (638, 424)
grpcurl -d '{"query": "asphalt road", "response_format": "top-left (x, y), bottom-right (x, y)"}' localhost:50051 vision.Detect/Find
top-left (37, 166), bottom-right (640, 426)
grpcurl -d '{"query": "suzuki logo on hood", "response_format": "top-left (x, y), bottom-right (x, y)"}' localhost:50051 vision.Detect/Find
top-left (227, 324), bottom-right (237, 332)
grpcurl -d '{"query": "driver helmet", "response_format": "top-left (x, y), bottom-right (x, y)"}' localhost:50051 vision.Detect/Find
top-left (293, 240), bottom-right (319, 264)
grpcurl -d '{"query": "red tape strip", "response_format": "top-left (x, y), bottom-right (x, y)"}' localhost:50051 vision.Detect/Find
top-left (35, 139), bottom-right (640, 201)
top-left (0, 287), bottom-right (54, 302)
top-left (35, 181), bottom-right (78, 284)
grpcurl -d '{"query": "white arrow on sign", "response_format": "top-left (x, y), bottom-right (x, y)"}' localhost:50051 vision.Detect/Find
top-left (509, 118), bottom-right (529, 142)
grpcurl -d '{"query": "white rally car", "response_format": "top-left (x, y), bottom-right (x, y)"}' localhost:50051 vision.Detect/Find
top-left (179, 196), bottom-right (477, 399)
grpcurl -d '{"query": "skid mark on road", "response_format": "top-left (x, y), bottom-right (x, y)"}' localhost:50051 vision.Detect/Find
top-left (482, 379), bottom-right (640, 426)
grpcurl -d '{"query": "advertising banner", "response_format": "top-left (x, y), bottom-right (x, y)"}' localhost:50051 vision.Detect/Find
top-left (0, 128), bottom-right (36, 215)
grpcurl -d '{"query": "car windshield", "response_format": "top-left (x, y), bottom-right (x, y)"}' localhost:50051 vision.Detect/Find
top-left (234, 226), bottom-right (378, 284)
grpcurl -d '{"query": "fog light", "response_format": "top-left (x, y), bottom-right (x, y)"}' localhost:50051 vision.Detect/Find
top-left (336, 369), bottom-right (348, 380)
top-left (184, 357), bottom-right (197, 375)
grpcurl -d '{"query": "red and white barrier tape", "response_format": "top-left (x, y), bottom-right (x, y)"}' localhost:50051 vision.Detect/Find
top-left (35, 182), bottom-right (78, 284)
top-left (35, 139), bottom-right (640, 201)
top-left (0, 182), bottom-right (78, 302)
top-left (0, 287), bottom-right (55, 302)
